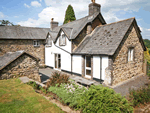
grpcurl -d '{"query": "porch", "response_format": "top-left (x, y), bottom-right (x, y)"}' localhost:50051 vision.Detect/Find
top-left (39, 67), bottom-right (100, 86)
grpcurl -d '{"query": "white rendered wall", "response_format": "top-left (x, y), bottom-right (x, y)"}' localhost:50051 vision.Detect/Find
top-left (93, 56), bottom-right (100, 79)
top-left (102, 56), bottom-right (108, 80)
top-left (45, 41), bottom-right (71, 72)
top-left (55, 31), bottom-right (72, 53)
top-left (72, 55), bottom-right (82, 75)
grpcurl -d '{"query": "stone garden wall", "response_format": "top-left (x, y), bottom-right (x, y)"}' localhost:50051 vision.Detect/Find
top-left (0, 54), bottom-right (41, 82)
top-left (112, 26), bottom-right (144, 85)
top-left (0, 39), bottom-right (45, 66)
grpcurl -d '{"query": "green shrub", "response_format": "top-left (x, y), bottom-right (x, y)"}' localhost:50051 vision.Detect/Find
top-left (77, 85), bottom-right (133, 113)
top-left (48, 81), bottom-right (87, 108)
top-left (129, 86), bottom-right (150, 107)
top-left (46, 72), bottom-right (70, 87)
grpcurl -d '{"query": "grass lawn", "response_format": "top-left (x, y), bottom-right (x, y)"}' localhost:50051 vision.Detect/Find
top-left (0, 78), bottom-right (64, 113)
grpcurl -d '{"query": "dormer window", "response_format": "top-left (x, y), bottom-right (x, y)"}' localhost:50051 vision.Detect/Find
top-left (33, 40), bottom-right (40, 47)
top-left (59, 34), bottom-right (66, 46)
top-left (128, 47), bottom-right (134, 62)
top-left (46, 34), bottom-right (52, 47)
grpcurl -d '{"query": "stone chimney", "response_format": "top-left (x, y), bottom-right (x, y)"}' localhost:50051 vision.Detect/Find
top-left (89, 2), bottom-right (101, 16)
top-left (51, 18), bottom-right (59, 30)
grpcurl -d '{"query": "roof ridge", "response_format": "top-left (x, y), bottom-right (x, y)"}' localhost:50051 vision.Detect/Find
top-left (0, 25), bottom-right (50, 29)
top-left (99, 17), bottom-right (135, 28)
top-left (54, 15), bottom-right (90, 30)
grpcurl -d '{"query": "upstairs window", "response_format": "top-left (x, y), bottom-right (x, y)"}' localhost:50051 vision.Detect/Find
top-left (128, 48), bottom-right (134, 62)
top-left (59, 34), bottom-right (66, 46)
top-left (33, 40), bottom-right (40, 47)
top-left (46, 35), bottom-right (52, 47)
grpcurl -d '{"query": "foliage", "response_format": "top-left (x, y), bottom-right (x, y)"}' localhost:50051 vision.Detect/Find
top-left (144, 39), bottom-right (150, 48)
top-left (48, 81), bottom-right (87, 108)
top-left (0, 20), bottom-right (14, 26)
top-left (129, 86), bottom-right (150, 107)
top-left (0, 78), bottom-right (64, 113)
top-left (46, 72), bottom-right (70, 87)
top-left (63, 5), bottom-right (76, 24)
top-left (77, 85), bottom-right (133, 113)
top-left (27, 81), bottom-right (39, 90)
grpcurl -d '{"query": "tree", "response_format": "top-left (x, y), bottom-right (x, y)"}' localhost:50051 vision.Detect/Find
top-left (63, 5), bottom-right (76, 24)
top-left (0, 20), bottom-right (14, 26)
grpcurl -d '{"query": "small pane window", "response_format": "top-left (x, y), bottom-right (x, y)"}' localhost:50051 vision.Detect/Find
top-left (60, 34), bottom-right (66, 46)
top-left (128, 48), bottom-right (134, 62)
top-left (46, 35), bottom-right (52, 46)
top-left (33, 40), bottom-right (40, 47)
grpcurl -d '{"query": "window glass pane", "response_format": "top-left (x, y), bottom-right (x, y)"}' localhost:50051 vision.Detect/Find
top-left (37, 41), bottom-right (39, 46)
top-left (86, 56), bottom-right (91, 67)
top-left (86, 69), bottom-right (91, 76)
top-left (55, 54), bottom-right (57, 68)
top-left (34, 41), bottom-right (37, 46)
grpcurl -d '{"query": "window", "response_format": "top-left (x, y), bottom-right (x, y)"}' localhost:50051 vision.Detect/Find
top-left (128, 48), bottom-right (134, 62)
top-left (85, 56), bottom-right (91, 76)
top-left (55, 54), bottom-right (61, 69)
top-left (46, 35), bottom-right (52, 46)
top-left (59, 34), bottom-right (66, 46)
top-left (33, 40), bottom-right (40, 47)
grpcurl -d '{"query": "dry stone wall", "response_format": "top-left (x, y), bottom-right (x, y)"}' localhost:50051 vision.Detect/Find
top-left (0, 54), bottom-right (40, 82)
top-left (112, 26), bottom-right (144, 85)
top-left (0, 39), bottom-right (45, 66)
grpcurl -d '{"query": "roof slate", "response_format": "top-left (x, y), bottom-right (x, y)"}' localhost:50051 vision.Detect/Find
top-left (73, 18), bottom-right (135, 55)
top-left (0, 51), bottom-right (40, 71)
top-left (53, 12), bottom-right (106, 40)
top-left (0, 26), bottom-right (50, 39)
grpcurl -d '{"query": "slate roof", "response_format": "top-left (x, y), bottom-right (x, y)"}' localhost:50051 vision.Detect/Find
top-left (53, 12), bottom-right (106, 41)
top-left (73, 17), bottom-right (137, 55)
top-left (48, 31), bottom-right (58, 41)
top-left (0, 51), bottom-right (40, 71)
top-left (0, 26), bottom-right (50, 39)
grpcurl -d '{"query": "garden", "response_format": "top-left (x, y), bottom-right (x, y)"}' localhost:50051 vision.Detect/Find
top-left (27, 72), bottom-right (150, 113)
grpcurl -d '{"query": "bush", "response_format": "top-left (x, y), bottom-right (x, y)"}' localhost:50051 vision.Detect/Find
top-left (48, 81), bottom-right (87, 108)
top-left (129, 86), bottom-right (150, 107)
top-left (77, 85), bottom-right (133, 113)
top-left (46, 72), bottom-right (70, 87)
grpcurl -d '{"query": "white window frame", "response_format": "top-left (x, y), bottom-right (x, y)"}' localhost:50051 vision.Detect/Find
top-left (128, 48), bottom-right (134, 62)
top-left (46, 35), bottom-right (52, 47)
top-left (33, 40), bottom-right (40, 47)
top-left (85, 56), bottom-right (92, 79)
top-left (59, 34), bottom-right (66, 46)
top-left (54, 53), bottom-right (61, 70)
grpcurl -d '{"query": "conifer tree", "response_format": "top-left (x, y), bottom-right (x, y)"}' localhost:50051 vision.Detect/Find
top-left (63, 5), bottom-right (76, 24)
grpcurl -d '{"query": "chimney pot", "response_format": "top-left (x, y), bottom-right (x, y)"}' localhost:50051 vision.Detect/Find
top-left (50, 18), bottom-right (59, 30)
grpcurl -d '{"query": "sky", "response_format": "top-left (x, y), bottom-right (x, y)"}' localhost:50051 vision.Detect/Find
top-left (0, 0), bottom-right (150, 39)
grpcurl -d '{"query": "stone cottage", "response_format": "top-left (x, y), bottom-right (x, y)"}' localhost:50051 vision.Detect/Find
top-left (0, 1), bottom-right (148, 93)
top-left (45, 1), bottom-right (147, 93)
top-left (0, 26), bottom-right (50, 66)
top-left (0, 51), bottom-right (41, 82)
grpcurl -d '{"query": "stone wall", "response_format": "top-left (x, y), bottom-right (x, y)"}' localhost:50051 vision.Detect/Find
top-left (0, 39), bottom-right (45, 66)
top-left (0, 54), bottom-right (41, 82)
top-left (112, 26), bottom-right (144, 85)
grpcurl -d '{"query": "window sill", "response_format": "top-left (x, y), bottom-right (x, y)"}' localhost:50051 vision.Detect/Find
top-left (34, 45), bottom-right (40, 48)
top-left (45, 45), bottom-right (52, 47)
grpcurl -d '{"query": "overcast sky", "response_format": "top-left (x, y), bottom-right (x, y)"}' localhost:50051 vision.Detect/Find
top-left (0, 0), bottom-right (150, 39)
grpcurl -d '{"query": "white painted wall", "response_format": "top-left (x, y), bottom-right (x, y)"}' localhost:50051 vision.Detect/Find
top-left (45, 40), bottom-right (71, 72)
top-left (55, 31), bottom-right (72, 53)
top-left (93, 56), bottom-right (100, 79)
top-left (102, 56), bottom-right (108, 80)
top-left (72, 55), bottom-right (82, 75)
